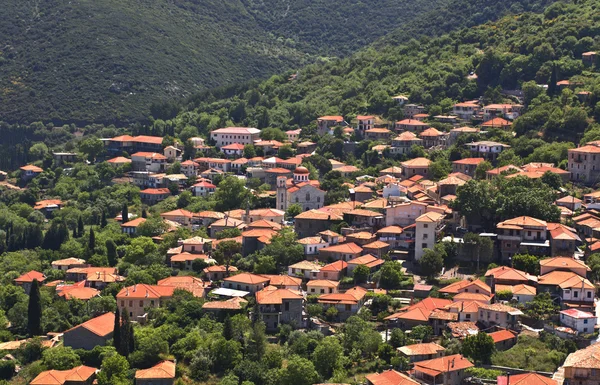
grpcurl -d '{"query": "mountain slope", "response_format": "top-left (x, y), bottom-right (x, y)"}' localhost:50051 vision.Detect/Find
top-left (173, 0), bottom-right (593, 134)
top-left (0, 0), bottom-right (306, 125)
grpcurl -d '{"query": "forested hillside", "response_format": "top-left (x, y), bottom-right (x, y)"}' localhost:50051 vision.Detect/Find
top-left (170, 0), bottom-right (598, 142)
top-left (0, 0), bottom-right (558, 125)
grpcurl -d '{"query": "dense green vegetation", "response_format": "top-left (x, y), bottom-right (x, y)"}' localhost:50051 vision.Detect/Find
top-left (0, 0), bottom-right (560, 125)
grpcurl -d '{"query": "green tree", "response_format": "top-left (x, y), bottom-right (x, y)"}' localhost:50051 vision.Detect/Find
top-left (113, 308), bottom-right (121, 351)
top-left (214, 176), bottom-right (252, 212)
top-left (27, 279), bottom-right (42, 336)
top-left (474, 161), bottom-right (492, 180)
top-left (96, 353), bottom-right (130, 385)
top-left (419, 244), bottom-right (446, 278)
top-left (100, 211), bottom-right (107, 228)
top-left (77, 216), bottom-right (84, 238)
top-left (513, 254), bottom-right (539, 275)
top-left (462, 233), bottom-right (493, 272)
top-left (244, 144), bottom-right (257, 158)
top-left (377, 261), bottom-right (404, 290)
top-left (286, 204), bottom-right (303, 220)
top-left (79, 137), bottom-right (104, 162)
top-left (524, 292), bottom-right (558, 320)
top-left (247, 321), bottom-right (267, 361)
top-left (353, 264), bottom-right (370, 284)
top-left (121, 204), bottom-right (129, 224)
top-left (260, 228), bottom-right (304, 267)
top-left (389, 328), bottom-right (407, 348)
top-left (88, 228), bottom-right (96, 252)
top-left (462, 332), bottom-right (495, 364)
top-left (541, 171), bottom-right (562, 190)
top-left (312, 337), bottom-right (343, 379)
top-left (223, 315), bottom-right (233, 340)
top-left (411, 325), bottom-right (433, 342)
top-left (42, 346), bottom-right (81, 370)
top-left (280, 355), bottom-right (320, 385)
top-left (106, 239), bottom-right (118, 267)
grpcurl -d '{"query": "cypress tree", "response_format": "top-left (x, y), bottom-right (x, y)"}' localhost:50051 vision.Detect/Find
top-left (77, 216), bottom-right (84, 238)
top-left (141, 208), bottom-right (147, 218)
top-left (88, 228), bottom-right (96, 251)
top-left (122, 204), bottom-right (129, 224)
top-left (113, 308), bottom-right (121, 350)
top-left (223, 314), bottom-right (233, 340)
top-left (548, 63), bottom-right (557, 97)
top-left (27, 279), bottom-right (42, 336)
top-left (100, 211), bottom-right (107, 228)
top-left (128, 323), bottom-right (135, 355)
top-left (72, 225), bottom-right (77, 239)
top-left (119, 311), bottom-right (131, 356)
top-left (106, 239), bottom-right (118, 266)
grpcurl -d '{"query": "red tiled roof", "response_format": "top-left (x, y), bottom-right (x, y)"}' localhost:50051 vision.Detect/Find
top-left (15, 270), bottom-right (45, 283)
top-left (135, 361), bottom-right (176, 379)
top-left (366, 370), bottom-right (420, 385)
top-left (65, 312), bottom-right (115, 337)
top-left (488, 329), bottom-right (517, 343)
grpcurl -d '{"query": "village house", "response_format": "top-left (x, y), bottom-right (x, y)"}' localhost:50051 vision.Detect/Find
top-left (401, 158), bottom-right (432, 178)
top-left (415, 211), bottom-right (445, 260)
top-left (567, 144), bottom-right (600, 184)
top-left (222, 273), bottom-right (270, 293)
top-left (256, 287), bottom-right (304, 331)
top-left (288, 260), bottom-right (321, 279)
top-left (494, 283), bottom-right (537, 303)
top-left (452, 158), bottom-right (484, 176)
top-left (419, 127), bottom-right (448, 148)
top-left (398, 343), bottom-right (446, 363)
top-left (366, 370), bottom-right (420, 385)
top-left (452, 101), bottom-right (481, 120)
top-left (563, 343), bottom-right (600, 385)
top-left (294, 209), bottom-right (343, 238)
top-left (210, 127), bottom-right (261, 147)
top-left (439, 279), bottom-right (492, 297)
top-left (317, 115), bottom-right (345, 135)
top-left (403, 104), bottom-right (425, 118)
top-left (316, 260), bottom-right (348, 280)
top-left (276, 168), bottom-right (325, 212)
top-left (66, 267), bottom-right (124, 290)
top-left (104, 135), bottom-right (163, 155)
top-left (317, 286), bottom-right (368, 321)
top-left (191, 181), bottom-right (216, 197)
top-left (107, 156), bottom-right (132, 167)
top-left (14, 270), bottom-right (46, 294)
top-left (365, 128), bottom-right (393, 141)
top-left (466, 141), bottom-right (510, 160)
top-left (560, 309), bottom-right (597, 334)
top-left (540, 256), bottom-right (590, 277)
top-left (448, 126), bottom-right (480, 145)
top-left (51, 258), bottom-right (87, 271)
top-left (390, 131), bottom-right (423, 155)
top-left (481, 117), bottom-right (512, 130)
top-left (117, 284), bottom-right (178, 319)
top-left (30, 366), bottom-right (97, 385)
top-left (395, 119), bottom-right (429, 133)
top-left (413, 354), bottom-right (474, 385)
top-left (496, 216), bottom-right (549, 261)
top-left (63, 312), bottom-right (115, 350)
top-left (20, 164), bottom-right (43, 180)
top-left (131, 152), bottom-right (168, 172)
top-left (537, 270), bottom-right (595, 306)
top-left (221, 143), bottom-right (245, 157)
top-left (488, 329), bottom-right (518, 351)
top-left (385, 201), bottom-right (429, 227)
top-left (180, 159), bottom-right (199, 177)
top-left (203, 265), bottom-right (238, 281)
top-left (121, 217), bottom-right (146, 235)
top-left (140, 188), bottom-right (171, 204)
top-left (135, 361), bottom-right (176, 385)
top-left (297, 236), bottom-right (329, 256)
top-left (355, 115), bottom-right (375, 132)
top-left (307, 279), bottom-right (339, 295)
top-left (160, 209), bottom-right (194, 227)
top-left (318, 242), bottom-right (363, 262)
top-left (477, 303), bottom-right (523, 329)
top-left (297, 141), bottom-right (317, 154)
top-left (482, 103), bottom-right (522, 120)
top-left (286, 128), bottom-right (302, 142)
top-left (209, 217), bottom-right (246, 238)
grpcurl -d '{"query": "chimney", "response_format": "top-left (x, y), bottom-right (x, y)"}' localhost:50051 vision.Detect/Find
top-left (145, 290), bottom-right (149, 298)
top-left (133, 284), bottom-right (137, 292)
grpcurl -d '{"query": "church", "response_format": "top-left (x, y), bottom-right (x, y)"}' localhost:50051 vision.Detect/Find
top-left (276, 167), bottom-right (326, 212)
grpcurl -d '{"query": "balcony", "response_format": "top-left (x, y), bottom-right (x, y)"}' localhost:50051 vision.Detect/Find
top-left (498, 235), bottom-right (522, 241)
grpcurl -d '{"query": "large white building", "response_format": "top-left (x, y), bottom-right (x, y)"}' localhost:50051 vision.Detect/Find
top-left (414, 211), bottom-right (445, 260)
top-left (210, 127), bottom-right (261, 147)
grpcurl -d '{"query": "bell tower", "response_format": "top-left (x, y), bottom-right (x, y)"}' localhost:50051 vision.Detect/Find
top-left (276, 176), bottom-right (288, 211)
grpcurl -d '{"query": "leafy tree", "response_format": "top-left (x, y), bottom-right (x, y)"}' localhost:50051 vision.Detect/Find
top-left (96, 353), bottom-right (130, 385)
top-left (411, 325), bottom-right (433, 342)
top-left (247, 321), bottom-right (267, 361)
top-left (214, 176), bottom-right (252, 212)
top-left (212, 338), bottom-right (242, 373)
top-left (587, 253), bottom-right (600, 282)
top-left (42, 346), bottom-right (81, 370)
top-left (377, 261), bottom-right (404, 290)
top-left (353, 264), bottom-right (370, 284)
top-left (524, 292), bottom-right (558, 320)
top-left (541, 171), bottom-right (562, 190)
top-left (118, 311), bottom-right (133, 357)
top-left (278, 145), bottom-right (294, 158)
top-left (513, 254), bottom-right (539, 275)
top-left (280, 355), bottom-right (320, 385)
top-left (462, 332), bottom-right (495, 364)
top-left (213, 240), bottom-right (242, 268)
top-left (254, 255), bottom-right (277, 274)
top-left (462, 233), bottom-right (493, 271)
top-left (474, 161), bottom-right (492, 180)
top-left (27, 279), bottom-right (42, 336)
top-left (312, 337), bottom-right (343, 379)
top-left (389, 328), bottom-right (407, 348)
top-left (419, 244), bottom-right (446, 278)
top-left (0, 360), bottom-right (15, 380)
top-left (244, 144), bottom-right (257, 158)
top-left (260, 228), bottom-right (304, 267)
top-left (286, 204), bottom-right (303, 220)
top-left (79, 138), bottom-right (104, 162)
top-left (260, 127), bottom-right (287, 142)
top-left (223, 315), bottom-right (233, 340)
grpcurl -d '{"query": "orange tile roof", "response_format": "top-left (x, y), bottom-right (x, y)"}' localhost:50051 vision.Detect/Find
top-left (307, 279), bottom-right (340, 288)
top-left (429, 310), bottom-right (459, 321)
top-left (320, 242), bottom-right (363, 254)
top-left (482, 117), bottom-right (512, 127)
top-left (386, 307), bottom-right (431, 322)
top-left (365, 370), bottom-right (420, 385)
top-left (15, 270), bottom-right (45, 283)
top-left (439, 279), bottom-right (490, 295)
top-left (540, 257), bottom-right (590, 271)
top-left (506, 373), bottom-right (558, 385)
top-left (485, 266), bottom-right (532, 282)
top-left (318, 286), bottom-right (367, 305)
top-left (364, 240), bottom-right (390, 249)
top-left (171, 252), bottom-right (208, 262)
top-left (347, 255), bottom-right (384, 267)
top-left (569, 145), bottom-right (600, 154)
top-left (117, 284), bottom-right (176, 300)
top-left (396, 119), bottom-right (428, 126)
top-left (161, 209), bottom-right (194, 218)
top-left (65, 312), bottom-right (115, 337)
top-left (295, 209), bottom-right (343, 221)
top-left (419, 127), bottom-right (445, 137)
top-left (318, 116), bottom-right (344, 122)
top-left (499, 216), bottom-right (547, 228)
top-left (564, 343), bottom-right (600, 369)
top-left (131, 151), bottom-right (167, 160)
top-left (121, 217), bottom-right (147, 227)
top-left (488, 329), bottom-right (518, 343)
top-left (52, 257), bottom-right (86, 266)
top-left (452, 292), bottom-right (491, 303)
top-left (203, 265), bottom-right (238, 273)
top-left (135, 361), bottom-right (176, 379)
top-left (256, 287), bottom-right (303, 304)
top-left (202, 297), bottom-right (247, 310)
top-left (445, 300), bottom-right (482, 313)
top-left (58, 287), bottom-right (100, 300)
top-left (30, 366), bottom-right (97, 385)
top-left (495, 284), bottom-right (536, 296)
top-left (223, 272), bottom-right (270, 285)
top-left (398, 343), bottom-right (445, 357)
top-left (414, 354), bottom-right (474, 376)
top-left (401, 157), bottom-right (431, 168)
top-left (34, 199), bottom-right (63, 210)
top-left (260, 275), bottom-right (302, 287)
top-left (20, 164), bottom-right (44, 172)
top-left (453, 157), bottom-right (484, 165)
top-left (538, 271), bottom-right (594, 289)
top-left (320, 260), bottom-right (348, 272)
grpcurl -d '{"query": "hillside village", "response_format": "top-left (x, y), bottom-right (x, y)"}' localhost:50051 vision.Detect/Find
top-left (2, 48), bottom-right (600, 385)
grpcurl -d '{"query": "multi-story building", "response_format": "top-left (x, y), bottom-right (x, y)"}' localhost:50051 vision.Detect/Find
top-left (317, 116), bottom-right (344, 135)
top-left (563, 344), bottom-right (600, 385)
top-left (496, 216), bottom-right (549, 261)
top-left (365, 128), bottom-right (392, 141)
top-left (356, 115), bottom-right (375, 133)
top-left (419, 128), bottom-right (448, 148)
top-left (448, 126), bottom-right (480, 145)
top-left (452, 158), bottom-right (484, 176)
top-left (465, 141), bottom-right (510, 161)
top-left (415, 211), bottom-right (445, 260)
top-left (403, 104), bottom-right (425, 118)
top-left (276, 167), bottom-right (325, 212)
top-left (568, 143), bottom-right (600, 184)
top-left (482, 103), bottom-right (522, 120)
top-left (390, 131), bottom-right (423, 155)
top-left (117, 284), bottom-right (176, 319)
top-left (210, 127), bottom-right (261, 147)
top-left (104, 135), bottom-right (163, 155)
top-left (131, 152), bottom-right (167, 172)
top-left (452, 102), bottom-right (480, 120)
top-left (395, 119), bottom-right (429, 133)
top-left (401, 158), bottom-right (432, 178)
top-left (256, 287), bottom-right (304, 331)
top-left (222, 273), bottom-right (270, 293)
top-left (560, 309), bottom-right (597, 334)
top-left (413, 354), bottom-right (474, 385)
